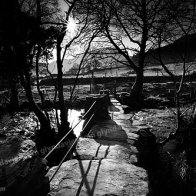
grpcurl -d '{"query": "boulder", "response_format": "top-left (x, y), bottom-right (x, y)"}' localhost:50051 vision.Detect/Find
top-left (47, 159), bottom-right (149, 196)
top-left (75, 138), bottom-right (138, 164)
top-left (0, 137), bottom-right (49, 196)
top-left (88, 120), bottom-right (128, 142)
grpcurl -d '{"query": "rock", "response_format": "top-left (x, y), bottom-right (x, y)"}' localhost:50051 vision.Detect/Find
top-left (133, 128), bottom-right (157, 167)
top-left (0, 137), bottom-right (49, 196)
top-left (88, 120), bottom-right (128, 141)
top-left (75, 138), bottom-right (138, 164)
top-left (47, 159), bottom-right (149, 196)
top-left (122, 105), bottom-right (131, 114)
top-left (84, 94), bottom-right (110, 121)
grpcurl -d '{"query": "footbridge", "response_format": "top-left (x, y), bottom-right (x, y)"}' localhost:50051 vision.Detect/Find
top-left (46, 93), bottom-right (156, 196)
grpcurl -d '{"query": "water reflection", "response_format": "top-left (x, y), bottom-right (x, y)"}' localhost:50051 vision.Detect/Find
top-left (68, 109), bottom-right (84, 137)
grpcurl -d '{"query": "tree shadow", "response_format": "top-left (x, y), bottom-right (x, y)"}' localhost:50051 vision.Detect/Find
top-left (74, 145), bottom-right (110, 196)
top-left (134, 129), bottom-right (188, 196)
top-left (75, 120), bottom-right (164, 196)
top-left (86, 118), bottom-right (128, 143)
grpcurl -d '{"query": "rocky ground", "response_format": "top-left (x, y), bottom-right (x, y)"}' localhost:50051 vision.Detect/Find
top-left (0, 81), bottom-right (195, 195)
top-left (46, 96), bottom-right (192, 196)
top-left (0, 112), bottom-right (49, 196)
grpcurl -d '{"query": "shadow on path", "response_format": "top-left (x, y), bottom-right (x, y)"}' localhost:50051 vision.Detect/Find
top-left (75, 145), bottom-right (110, 196)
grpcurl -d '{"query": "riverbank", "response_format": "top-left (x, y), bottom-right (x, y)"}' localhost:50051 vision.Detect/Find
top-left (0, 79), bottom-right (195, 195)
top-left (40, 73), bottom-right (196, 86)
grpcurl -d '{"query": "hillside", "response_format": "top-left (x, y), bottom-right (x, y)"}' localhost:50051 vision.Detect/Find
top-left (48, 58), bottom-right (80, 74)
top-left (49, 48), bottom-right (131, 75)
top-left (48, 33), bottom-right (196, 77)
top-left (140, 33), bottom-right (196, 66)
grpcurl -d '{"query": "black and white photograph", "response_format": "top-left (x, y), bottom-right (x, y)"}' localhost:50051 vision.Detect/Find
top-left (0, 0), bottom-right (196, 195)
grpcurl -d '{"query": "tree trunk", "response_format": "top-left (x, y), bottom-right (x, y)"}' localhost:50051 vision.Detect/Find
top-left (16, 43), bottom-right (51, 132)
top-left (131, 68), bottom-right (144, 101)
top-left (130, 44), bottom-right (145, 104)
top-left (35, 45), bottom-right (45, 105)
top-left (20, 69), bottom-right (56, 148)
top-left (129, 0), bottom-right (147, 105)
top-left (130, 9), bottom-right (147, 105)
top-left (56, 39), bottom-right (70, 137)
top-left (21, 70), bottom-right (51, 130)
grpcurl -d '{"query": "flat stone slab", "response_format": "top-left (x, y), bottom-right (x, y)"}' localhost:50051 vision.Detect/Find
top-left (47, 159), bottom-right (149, 196)
top-left (75, 138), bottom-right (138, 164)
top-left (88, 120), bottom-right (128, 141)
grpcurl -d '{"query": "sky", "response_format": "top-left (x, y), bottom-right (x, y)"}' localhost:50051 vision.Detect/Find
top-left (48, 0), bottom-right (79, 63)
top-left (49, 0), bottom-right (137, 70)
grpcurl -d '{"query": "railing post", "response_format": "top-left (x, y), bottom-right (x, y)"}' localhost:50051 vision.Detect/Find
top-left (82, 94), bottom-right (111, 136)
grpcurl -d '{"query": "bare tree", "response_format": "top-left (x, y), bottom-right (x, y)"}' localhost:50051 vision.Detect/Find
top-left (19, 0), bottom-right (100, 140)
top-left (0, 0), bottom-right (67, 147)
top-left (76, 0), bottom-right (191, 106)
top-left (156, 0), bottom-right (196, 134)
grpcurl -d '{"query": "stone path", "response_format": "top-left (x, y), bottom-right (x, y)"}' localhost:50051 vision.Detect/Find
top-left (47, 98), bottom-right (154, 196)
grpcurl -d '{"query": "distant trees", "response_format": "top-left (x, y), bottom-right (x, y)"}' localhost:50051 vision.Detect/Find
top-left (67, 63), bottom-right (80, 75)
